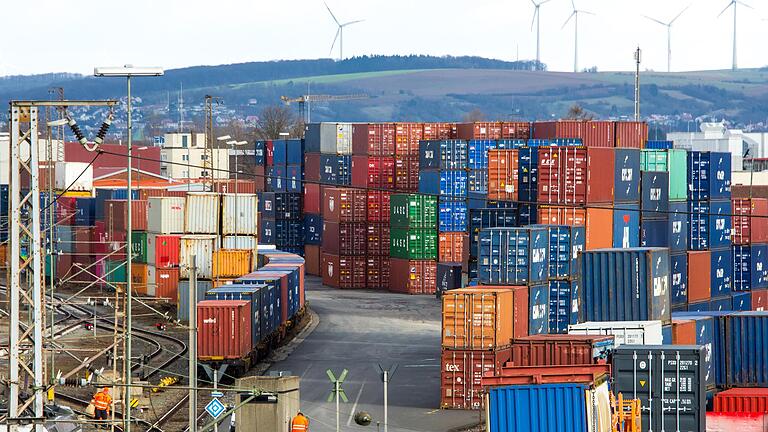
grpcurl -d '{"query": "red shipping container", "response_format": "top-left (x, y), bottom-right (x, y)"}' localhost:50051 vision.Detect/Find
top-left (488, 149), bottom-right (519, 201)
top-left (212, 179), bottom-right (257, 194)
top-left (456, 122), bottom-right (503, 140)
top-left (56, 253), bottom-right (73, 280)
top-left (148, 234), bottom-right (181, 268)
top-left (103, 199), bottom-right (148, 231)
top-left (500, 122), bottom-right (532, 140)
top-left (74, 227), bottom-right (91, 255)
top-left (92, 221), bottom-right (108, 254)
top-left (688, 251), bottom-right (712, 302)
top-left (509, 334), bottom-right (614, 367)
top-left (440, 348), bottom-right (512, 410)
top-left (733, 198), bottom-right (768, 244)
top-left (439, 232), bottom-right (467, 263)
top-left (322, 253), bottom-right (366, 289)
top-left (323, 188), bottom-right (367, 222)
top-left (538, 147), bottom-right (614, 204)
top-left (532, 120), bottom-right (585, 140)
top-left (714, 388), bottom-right (768, 413)
top-left (366, 222), bottom-right (390, 256)
top-left (394, 123), bottom-right (423, 155)
top-left (304, 153), bottom-right (321, 182)
top-left (265, 141), bottom-right (274, 166)
top-left (394, 156), bottom-right (419, 192)
top-left (352, 123), bottom-right (396, 156)
top-left (615, 121), bottom-right (648, 148)
top-left (253, 166), bottom-right (265, 191)
top-left (322, 221), bottom-right (367, 256)
top-left (304, 244), bottom-right (321, 276)
top-left (389, 258), bottom-right (437, 295)
top-left (351, 156), bottom-right (395, 189)
top-left (481, 363), bottom-right (611, 387)
top-left (104, 230), bottom-right (128, 260)
top-left (753, 289), bottom-right (768, 311)
top-left (197, 300), bottom-right (251, 360)
top-left (56, 197), bottom-right (77, 226)
top-left (365, 256), bottom-right (391, 289)
top-left (671, 319), bottom-right (696, 344)
top-left (706, 412), bottom-right (768, 432)
top-left (422, 123), bottom-right (457, 140)
top-left (155, 267), bottom-right (179, 299)
top-left (583, 121), bottom-right (616, 148)
top-left (367, 191), bottom-right (391, 222)
top-left (537, 206), bottom-right (613, 250)
top-left (304, 183), bottom-right (321, 214)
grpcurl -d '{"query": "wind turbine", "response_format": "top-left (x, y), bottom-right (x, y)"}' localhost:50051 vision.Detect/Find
top-left (562, 0), bottom-right (595, 73)
top-left (643, 5), bottom-right (690, 73)
top-left (718, 0), bottom-right (752, 70)
top-left (530, 0), bottom-right (552, 70)
top-left (325, 2), bottom-right (363, 61)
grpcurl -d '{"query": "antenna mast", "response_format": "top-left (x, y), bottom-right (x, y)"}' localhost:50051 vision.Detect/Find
top-left (634, 47), bottom-right (641, 121)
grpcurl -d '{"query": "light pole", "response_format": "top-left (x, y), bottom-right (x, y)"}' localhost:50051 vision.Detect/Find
top-left (94, 65), bottom-right (163, 432)
top-left (216, 135), bottom-right (231, 184)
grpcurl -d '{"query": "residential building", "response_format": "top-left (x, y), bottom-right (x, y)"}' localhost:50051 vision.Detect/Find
top-left (160, 132), bottom-right (229, 180)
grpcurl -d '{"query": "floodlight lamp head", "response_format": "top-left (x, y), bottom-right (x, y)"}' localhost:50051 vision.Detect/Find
top-left (217, 135), bottom-right (232, 141)
top-left (94, 66), bottom-right (164, 77)
top-left (47, 118), bottom-right (69, 127)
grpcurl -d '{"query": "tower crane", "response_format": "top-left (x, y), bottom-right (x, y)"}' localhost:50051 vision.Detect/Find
top-left (280, 93), bottom-right (368, 123)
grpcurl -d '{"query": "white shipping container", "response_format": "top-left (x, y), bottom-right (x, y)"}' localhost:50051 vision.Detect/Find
top-left (567, 321), bottom-right (663, 347)
top-left (222, 235), bottom-right (258, 271)
top-left (55, 161), bottom-right (93, 192)
top-left (222, 194), bottom-right (258, 235)
top-left (319, 122), bottom-right (353, 155)
top-left (180, 235), bottom-right (217, 279)
top-left (185, 193), bottom-right (220, 234)
top-left (146, 265), bottom-right (157, 297)
top-left (148, 197), bottom-right (186, 234)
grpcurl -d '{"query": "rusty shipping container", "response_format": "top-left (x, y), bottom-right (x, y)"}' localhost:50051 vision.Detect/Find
top-left (131, 263), bottom-right (150, 295)
top-left (351, 156), bottom-right (395, 189)
top-left (389, 258), bottom-right (437, 295)
top-left (153, 266), bottom-right (179, 299)
top-left (367, 191), bottom-right (391, 223)
top-left (394, 122), bottom-right (423, 155)
top-left (537, 205), bottom-right (613, 250)
top-left (366, 222), bottom-right (390, 256)
top-left (322, 221), bottom-right (367, 256)
top-left (441, 287), bottom-right (529, 350)
top-left (439, 232), bottom-right (468, 264)
top-left (538, 147), bottom-right (614, 204)
top-left (322, 253), bottom-right (366, 289)
top-left (582, 121), bottom-right (616, 147)
top-left (365, 256), bottom-right (391, 289)
top-left (440, 348), bottom-right (512, 410)
top-left (509, 334), bottom-right (614, 367)
top-left (212, 249), bottom-right (253, 278)
top-left (323, 188), bottom-right (367, 223)
top-left (422, 122), bottom-right (457, 140)
top-left (103, 199), bottom-right (148, 231)
top-left (352, 123), bottom-right (396, 156)
top-left (733, 198), bottom-right (768, 244)
top-left (487, 149), bottom-right (519, 201)
top-left (532, 120), bottom-right (585, 140)
top-left (615, 121), bottom-right (648, 148)
top-left (197, 300), bottom-right (251, 360)
top-left (456, 122), bottom-right (503, 140)
top-left (395, 156), bottom-right (420, 192)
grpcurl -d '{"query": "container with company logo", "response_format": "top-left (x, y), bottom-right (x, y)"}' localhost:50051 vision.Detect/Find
top-left (389, 258), bottom-right (437, 295)
top-left (319, 154), bottom-right (352, 185)
top-left (549, 279), bottom-right (580, 334)
top-left (568, 320), bottom-right (664, 346)
top-left (537, 205), bottom-right (613, 250)
top-left (688, 151), bottom-right (732, 200)
top-left (711, 247), bottom-right (733, 298)
top-left (537, 147), bottom-right (615, 205)
top-left (614, 148), bottom-right (641, 202)
top-left (440, 348), bottom-right (511, 410)
top-left (478, 227), bottom-right (548, 286)
top-left (365, 255), bottom-right (390, 289)
top-left (528, 283), bottom-right (550, 335)
top-left (533, 224), bottom-right (585, 279)
top-left (733, 244), bottom-right (768, 291)
top-left (197, 300), bottom-right (251, 361)
top-left (419, 139), bottom-right (468, 170)
top-left (323, 188), bottom-right (367, 223)
top-left (688, 199), bottom-right (732, 250)
top-left (390, 194), bottom-right (438, 229)
top-left (641, 171), bottom-right (669, 219)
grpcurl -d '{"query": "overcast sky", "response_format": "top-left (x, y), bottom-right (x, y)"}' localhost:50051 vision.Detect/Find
top-left (2, 0), bottom-right (766, 76)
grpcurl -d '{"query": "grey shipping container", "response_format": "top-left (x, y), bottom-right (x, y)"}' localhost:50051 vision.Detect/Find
top-left (307, 122), bottom-right (353, 154)
top-left (177, 280), bottom-right (213, 323)
top-left (612, 345), bottom-right (706, 432)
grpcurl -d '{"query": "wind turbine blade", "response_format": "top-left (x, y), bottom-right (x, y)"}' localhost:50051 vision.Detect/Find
top-left (324, 1), bottom-right (341, 25)
top-left (670, 4), bottom-right (691, 24)
top-left (643, 15), bottom-right (668, 26)
top-left (342, 19), bottom-right (364, 27)
top-left (580, 10), bottom-right (596, 16)
top-left (562, 11), bottom-right (575, 29)
top-left (571, 0), bottom-right (576, 11)
top-left (540, 0), bottom-right (552, 4)
top-left (329, 28), bottom-right (340, 55)
top-left (736, 0), bottom-right (754, 9)
top-left (531, 8), bottom-right (538, 31)
top-left (530, 0), bottom-right (537, 6)
top-left (717, 1), bottom-right (733, 18)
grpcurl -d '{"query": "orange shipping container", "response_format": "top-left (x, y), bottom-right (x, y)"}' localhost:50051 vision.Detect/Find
top-left (212, 278), bottom-right (235, 288)
top-left (537, 205), bottom-right (613, 250)
top-left (131, 263), bottom-right (150, 295)
top-left (488, 149), bottom-right (519, 201)
top-left (439, 232), bottom-right (468, 264)
top-left (615, 121), bottom-right (648, 148)
top-left (688, 251), bottom-right (711, 303)
top-left (442, 287), bottom-right (529, 350)
top-left (212, 249), bottom-right (253, 278)
top-left (155, 267), bottom-right (180, 300)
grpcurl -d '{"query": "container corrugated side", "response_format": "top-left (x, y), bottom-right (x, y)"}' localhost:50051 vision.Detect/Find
top-left (212, 249), bottom-right (252, 278)
top-left (180, 235), bottom-right (217, 279)
top-left (197, 300), bottom-right (251, 360)
top-left (486, 383), bottom-right (589, 432)
top-left (185, 193), bottom-right (220, 234)
top-left (568, 321), bottom-right (664, 346)
top-left (726, 312), bottom-right (768, 387)
top-left (147, 197), bottom-right (185, 234)
top-left (440, 349), bottom-right (511, 410)
top-left (177, 280), bottom-right (212, 323)
top-left (222, 194), bottom-right (258, 235)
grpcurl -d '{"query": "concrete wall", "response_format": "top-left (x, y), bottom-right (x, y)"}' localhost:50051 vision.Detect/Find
top-left (236, 376), bottom-right (300, 432)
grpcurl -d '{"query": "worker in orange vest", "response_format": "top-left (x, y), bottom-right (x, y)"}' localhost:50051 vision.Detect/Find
top-left (90, 387), bottom-right (112, 429)
top-left (290, 411), bottom-right (310, 432)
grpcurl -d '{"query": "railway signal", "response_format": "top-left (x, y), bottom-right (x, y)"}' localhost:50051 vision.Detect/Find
top-left (326, 368), bottom-right (349, 432)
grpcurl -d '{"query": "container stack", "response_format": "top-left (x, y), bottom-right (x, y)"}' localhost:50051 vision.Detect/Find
top-left (389, 193), bottom-right (438, 294)
top-left (302, 181), bottom-right (322, 276)
top-left (262, 138), bottom-right (305, 256)
top-left (181, 192), bottom-right (220, 284)
top-left (731, 197), bottom-right (768, 307)
top-left (320, 188), bottom-right (367, 289)
top-left (537, 225), bottom-right (584, 334)
top-left (305, 122), bottom-right (353, 187)
top-left (259, 192), bottom-right (303, 256)
top-left (394, 123), bottom-right (422, 192)
top-left (266, 138), bottom-right (303, 194)
top-left (145, 196), bottom-right (184, 304)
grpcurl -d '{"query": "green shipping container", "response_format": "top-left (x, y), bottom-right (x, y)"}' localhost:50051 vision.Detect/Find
top-left (105, 260), bottom-right (127, 284)
top-left (390, 194), bottom-right (438, 229)
top-left (640, 148), bottom-right (687, 201)
top-left (390, 228), bottom-right (438, 260)
top-left (45, 254), bottom-right (55, 279)
top-left (131, 232), bottom-right (148, 263)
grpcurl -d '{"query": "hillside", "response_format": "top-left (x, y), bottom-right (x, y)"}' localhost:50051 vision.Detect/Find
top-left (1, 56), bottom-right (767, 128)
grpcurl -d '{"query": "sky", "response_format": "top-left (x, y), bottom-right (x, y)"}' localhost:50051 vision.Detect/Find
top-left (2, 0), bottom-right (766, 76)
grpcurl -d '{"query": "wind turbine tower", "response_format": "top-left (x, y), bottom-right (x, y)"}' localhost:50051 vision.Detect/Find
top-left (719, 0), bottom-right (752, 70)
top-left (325, 2), bottom-right (364, 61)
top-left (643, 5), bottom-right (689, 73)
top-left (530, 0), bottom-right (551, 70)
top-left (562, 0), bottom-right (594, 73)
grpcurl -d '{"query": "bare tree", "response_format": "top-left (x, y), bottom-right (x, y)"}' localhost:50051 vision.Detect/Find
top-left (565, 104), bottom-right (594, 120)
top-left (256, 105), bottom-right (299, 139)
top-left (463, 108), bottom-right (486, 122)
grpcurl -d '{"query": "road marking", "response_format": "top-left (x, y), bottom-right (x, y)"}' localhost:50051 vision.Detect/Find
top-left (403, 364), bottom-right (440, 368)
top-left (301, 363), bottom-right (313, 379)
top-left (426, 409), bottom-right (440, 415)
top-left (346, 380), bottom-right (366, 426)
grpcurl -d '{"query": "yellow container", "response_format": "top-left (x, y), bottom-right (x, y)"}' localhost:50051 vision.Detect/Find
top-left (0, 244), bottom-right (7, 268)
top-left (212, 249), bottom-right (252, 279)
top-left (213, 278), bottom-right (235, 288)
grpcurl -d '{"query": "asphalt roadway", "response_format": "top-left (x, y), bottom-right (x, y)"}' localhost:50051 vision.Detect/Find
top-left (266, 277), bottom-right (479, 432)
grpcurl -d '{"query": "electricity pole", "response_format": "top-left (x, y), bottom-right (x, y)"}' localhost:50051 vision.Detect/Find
top-left (189, 255), bottom-right (198, 432)
top-left (634, 47), bottom-right (642, 121)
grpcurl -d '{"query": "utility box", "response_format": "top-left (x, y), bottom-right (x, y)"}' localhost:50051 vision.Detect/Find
top-left (236, 375), bottom-right (300, 432)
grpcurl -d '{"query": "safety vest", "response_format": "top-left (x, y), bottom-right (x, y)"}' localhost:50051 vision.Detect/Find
top-left (93, 392), bottom-right (112, 411)
top-left (291, 414), bottom-right (309, 432)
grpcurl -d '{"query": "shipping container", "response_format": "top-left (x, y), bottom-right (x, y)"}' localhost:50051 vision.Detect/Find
top-left (581, 248), bottom-right (670, 323)
top-left (537, 147), bottom-right (615, 205)
top-left (733, 291), bottom-right (752, 311)
top-left (185, 193), bottom-right (220, 234)
top-left (641, 171), bottom-right (669, 219)
top-left (487, 149), bottom-right (519, 201)
top-left (352, 123), bottom-right (396, 156)
top-left (733, 198), bottom-right (768, 244)
top-left (468, 169), bottom-right (488, 194)
top-left (518, 147), bottom-right (538, 203)
top-left (221, 236), bottom-right (258, 270)
top-left (645, 140), bottom-right (673, 150)
top-left (321, 253), bottom-right (366, 289)
top-left (549, 279), bottom-right (580, 334)
top-left (441, 287), bottom-right (528, 349)
top-left (275, 164), bottom-right (303, 193)
top-left (707, 412), bottom-right (768, 430)
top-left (55, 161), bottom-right (93, 192)
top-left (469, 208), bottom-right (519, 256)
top-left (305, 122), bottom-right (352, 154)
top-left (389, 258), bottom-right (437, 295)
top-left (733, 244), bottom-right (768, 291)
top-left (456, 122), bottom-right (503, 140)
top-left (367, 191), bottom-right (391, 222)
top-left (103, 199), bottom-right (149, 231)
top-left (438, 232), bottom-right (468, 264)
top-left (259, 192), bottom-right (302, 220)
top-left (303, 183), bottom-right (321, 214)
top-left (304, 244), bottom-right (321, 276)
top-left (613, 203), bottom-right (641, 248)
top-left (714, 388), bottom-right (768, 413)
top-left (351, 156), bottom-right (395, 189)
top-left (222, 194), bottom-right (258, 235)
top-left (177, 280), bottom-right (212, 322)
top-left (612, 345), bottom-right (706, 432)
top-left (197, 300), bottom-right (251, 360)
top-left (418, 170), bottom-right (467, 199)
top-left (711, 248), bottom-right (733, 298)
top-left (438, 200), bottom-right (468, 232)
top-left (688, 151), bottom-right (732, 201)
top-left (615, 121), bottom-right (648, 149)
top-left (420, 139), bottom-right (468, 170)
top-left (440, 348), bottom-right (511, 410)
top-left (437, 262), bottom-right (463, 294)
top-left (211, 249), bottom-right (252, 278)
top-left (510, 334), bottom-right (614, 367)
top-left (394, 122), bottom-right (423, 155)
top-left (304, 153), bottom-right (320, 182)
top-left (568, 320), bottom-right (664, 346)
top-left (323, 188), bottom-right (367, 223)
top-left (153, 267), bottom-right (179, 300)
top-left (583, 120), bottom-right (615, 147)
top-left (319, 154), bottom-right (352, 185)
top-left (365, 255), bottom-right (390, 289)
top-left (271, 138), bottom-right (303, 165)
top-left (532, 120), bottom-right (584, 141)
top-left (74, 198), bottom-right (96, 226)
top-left (467, 140), bottom-right (496, 170)
top-left (671, 316), bottom-right (715, 387)
top-left (323, 221), bottom-right (367, 256)
top-left (670, 252), bottom-right (688, 306)
top-left (725, 312), bottom-right (768, 386)
top-left (365, 222), bottom-right (389, 256)
top-left (478, 227), bottom-right (548, 285)
top-left (500, 121), bottom-right (531, 139)
top-left (640, 149), bottom-right (687, 201)
top-left (537, 206), bottom-right (613, 250)
top-left (688, 199), bottom-right (732, 250)
top-left (180, 235), bottom-right (217, 279)
top-left (147, 197), bottom-right (185, 234)
top-left (535, 224), bottom-right (585, 279)
top-left (394, 155), bottom-right (419, 191)
top-left (390, 194), bottom-right (437, 229)
top-left (614, 148), bottom-right (641, 202)
top-left (303, 214), bottom-right (323, 245)
top-left (423, 122), bottom-right (457, 140)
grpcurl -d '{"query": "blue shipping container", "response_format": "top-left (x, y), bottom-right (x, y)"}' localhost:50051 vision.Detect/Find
top-left (581, 248), bottom-right (671, 323)
top-left (319, 155), bottom-right (351, 185)
top-left (497, 139), bottom-right (527, 149)
top-left (533, 224), bottom-right (585, 279)
top-left (641, 219), bottom-right (668, 249)
top-left (518, 204), bottom-right (537, 226)
top-left (645, 140), bottom-right (674, 150)
top-left (439, 200), bottom-right (468, 232)
top-left (549, 279), bottom-right (580, 334)
top-left (487, 384), bottom-right (589, 432)
top-left (529, 283), bottom-right (549, 335)
top-left (303, 124), bottom-right (321, 153)
top-left (673, 311), bottom-right (731, 386)
top-left (74, 198), bottom-right (96, 226)
top-left (254, 140), bottom-right (267, 165)
top-left (726, 312), bottom-right (768, 386)
top-left (614, 148), bottom-right (641, 203)
top-left (467, 140), bottom-right (496, 170)
top-left (687, 301), bottom-right (710, 312)
top-left (478, 227), bottom-right (548, 285)
top-left (259, 192), bottom-right (302, 220)
top-left (271, 139), bottom-right (303, 166)
top-left (662, 324), bottom-right (672, 344)
top-left (688, 199), bottom-right (732, 250)
top-left (257, 267), bottom-right (301, 320)
top-left (304, 214), bottom-right (323, 245)
top-left (668, 201), bottom-right (688, 251)
top-left (272, 165), bottom-right (302, 193)
top-left (469, 208), bottom-right (520, 255)
top-left (518, 148), bottom-right (538, 202)
top-left (420, 139), bottom-right (468, 170)
top-left (688, 151), bottom-right (732, 201)
top-left (110, 189), bottom-right (140, 200)
top-left (670, 252), bottom-right (688, 306)
top-left (274, 220), bottom-right (304, 247)
top-left (641, 171), bottom-right (669, 219)
top-left (710, 296), bottom-right (732, 311)
top-left (613, 203), bottom-right (641, 248)
top-left (733, 244), bottom-right (768, 291)
top-left (419, 170), bottom-right (468, 199)
top-left (732, 291), bottom-right (752, 311)
top-left (260, 219), bottom-right (275, 244)
top-left (711, 248), bottom-right (733, 298)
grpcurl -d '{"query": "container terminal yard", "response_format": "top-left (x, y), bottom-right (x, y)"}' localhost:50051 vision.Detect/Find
top-left (4, 1), bottom-right (768, 432)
